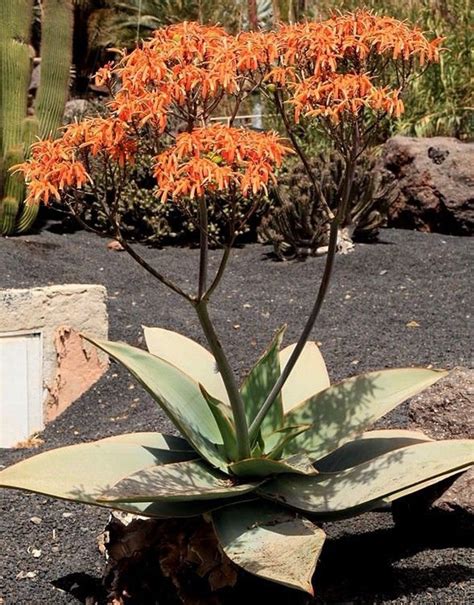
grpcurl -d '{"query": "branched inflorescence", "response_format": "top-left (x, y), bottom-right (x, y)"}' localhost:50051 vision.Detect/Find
top-left (15, 12), bottom-right (441, 215)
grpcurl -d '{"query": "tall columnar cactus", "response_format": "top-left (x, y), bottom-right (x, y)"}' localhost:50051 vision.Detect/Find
top-left (35, 0), bottom-right (74, 140)
top-left (0, 0), bottom-right (73, 235)
top-left (0, 0), bottom-right (33, 233)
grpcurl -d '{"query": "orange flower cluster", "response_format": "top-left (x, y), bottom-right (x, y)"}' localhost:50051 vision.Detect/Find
top-left (273, 11), bottom-right (442, 77)
top-left (16, 117), bottom-right (136, 204)
top-left (15, 12), bottom-right (441, 207)
top-left (329, 11), bottom-right (442, 64)
top-left (268, 10), bottom-right (441, 122)
top-left (16, 139), bottom-right (88, 204)
top-left (96, 12), bottom-right (440, 131)
top-left (104, 22), bottom-right (241, 130)
top-left (292, 73), bottom-right (404, 123)
top-left (154, 124), bottom-right (291, 201)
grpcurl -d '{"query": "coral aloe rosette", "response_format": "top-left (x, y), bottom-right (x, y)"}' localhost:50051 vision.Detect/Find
top-left (4, 11), bottom-right (472, 598)
top-left (1, 326), bottom-right (472, 593)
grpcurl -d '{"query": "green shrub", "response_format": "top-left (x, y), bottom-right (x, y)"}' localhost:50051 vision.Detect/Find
top-left (78, 151), bottom-right (269, 246)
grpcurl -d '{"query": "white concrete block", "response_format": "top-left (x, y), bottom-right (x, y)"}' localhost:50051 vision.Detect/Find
top-left (0, 284), bottom-right (108, 445)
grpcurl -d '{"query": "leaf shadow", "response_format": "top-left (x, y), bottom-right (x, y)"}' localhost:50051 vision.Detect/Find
top-left (311, 520), bottom-right (473, 603)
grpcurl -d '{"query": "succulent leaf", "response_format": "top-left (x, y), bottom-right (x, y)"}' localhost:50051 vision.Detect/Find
top-left (99, 459), bottom-right (261, 503)
top-left (382, 467), bottom-right (470, 504)
top-left (85, 336), bottom-right (228, 471)
top-left (229, 454), bottom-right (316, 478)
top-left (260, 439), bottom-right (474, 515)
top-left (200, 384), bottom-right (239, 462)
top-left (279, 341), bottom-right (330, 413)
top-left (99, 431), bottom-right (195, 451)
top-left (283, 368), bottom-right (448, 460)
top-left (143, 326), bottom-right (229, 403)
top-left (240, 325), bottom-right (286, 436)
top-left (265, 424), bottom-right (312, 459)
top-left (135, 496), bottom-right (257, 519)
top-left (212, 500), bottom-right (325, 594)
top-left (0, 435), bottom-right (196, 507)
top-left (143, 328), bottom-right (330, 419)
top-left (315, 429), bottom-right (433, 472)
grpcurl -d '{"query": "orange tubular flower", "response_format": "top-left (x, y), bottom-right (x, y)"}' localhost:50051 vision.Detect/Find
top-left (291, 73), bottom-right (403, 123)
top-left (109, 22), bottom-right (243, 130)
top-left (154, 125), bottom-right (292, 202)
top-left (271, 11), bottom-right (441, 124)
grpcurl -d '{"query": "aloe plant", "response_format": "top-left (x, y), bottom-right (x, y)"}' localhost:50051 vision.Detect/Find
top-left (4, 13), bottom-right (473, 598)
top-left (0, 0), bottom-right (73, 235)
top-left (1, 326), bottom-right (472, 594)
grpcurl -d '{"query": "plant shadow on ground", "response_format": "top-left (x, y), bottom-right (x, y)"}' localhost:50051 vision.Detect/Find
top-left (51, 517), bottom-right (472, 605)
top-left (311, 521), bottom-right (473, 603)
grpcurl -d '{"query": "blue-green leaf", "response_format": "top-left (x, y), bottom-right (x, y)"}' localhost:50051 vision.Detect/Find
top-left (200, 384), bottom-right (239, 462)
top-left (240, 326), bottom-right (286, 436)
top-left (279, 341), bottom-right (330, 413)
top-left (315, 429), bottom-right (432, 472)
top-left (259, 439), bottom-right (474, 516)
top-left (212, 500), bottom-right (325, 594)
top-left (99, 459), bottom-right (261, 503)
top-left (283, 368), bottom-right (448, 460)
top-left (265, 424), bottom-right (312, 459)
top-left (143, 326), bottom-right (229, 403)
top-left (229, 454), bottom-right (316, 478)
top-left (100, 431), bottom-right (194, 451)
top-left (85, 336), bottom-right (227, 471)
top-left (0, 437), bottom-right (195, 507)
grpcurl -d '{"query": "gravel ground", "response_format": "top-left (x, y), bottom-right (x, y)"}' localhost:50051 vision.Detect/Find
top-left (0, 227), bottom-right (472, 604)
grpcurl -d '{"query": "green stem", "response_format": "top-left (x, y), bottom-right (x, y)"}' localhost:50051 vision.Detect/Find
top-left (274, 91), bottom-right (335, 222)
top-left (203, 244), bottom-right (231, 301)
top-left (197, 196), bottom-right (208, 300)
top-left (249, 135), bottom-right (360, 443)
top-left (249, 218), bottom-right (339, 442)
top-left (195, 300), bottom-right (250, 460)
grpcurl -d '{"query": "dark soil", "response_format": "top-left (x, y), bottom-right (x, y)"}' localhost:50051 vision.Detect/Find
top-left (0, 227), bottom-right (472, 604)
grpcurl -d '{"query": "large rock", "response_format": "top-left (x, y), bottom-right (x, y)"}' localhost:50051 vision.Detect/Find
top-left (392, 368), bottom-right (474, 532)
top-left (382, 136), bottom-right (474, 235)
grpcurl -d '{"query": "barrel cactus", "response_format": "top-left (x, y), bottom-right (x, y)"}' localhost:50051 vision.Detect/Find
top-left (0, 0), bottom-right (73, 235)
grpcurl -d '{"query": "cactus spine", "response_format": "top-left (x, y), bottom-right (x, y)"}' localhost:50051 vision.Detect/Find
top-left (0, 0), bottom-right (73, 235)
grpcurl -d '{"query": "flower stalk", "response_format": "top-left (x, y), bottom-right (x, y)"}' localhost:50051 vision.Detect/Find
top-left (194, 193), bottom-right (250, 458)
top-left (194, 300), bottom-right (251, 460)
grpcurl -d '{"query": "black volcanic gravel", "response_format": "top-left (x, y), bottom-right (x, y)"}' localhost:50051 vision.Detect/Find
top-left (0, 227), bottom-right (472, 604)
